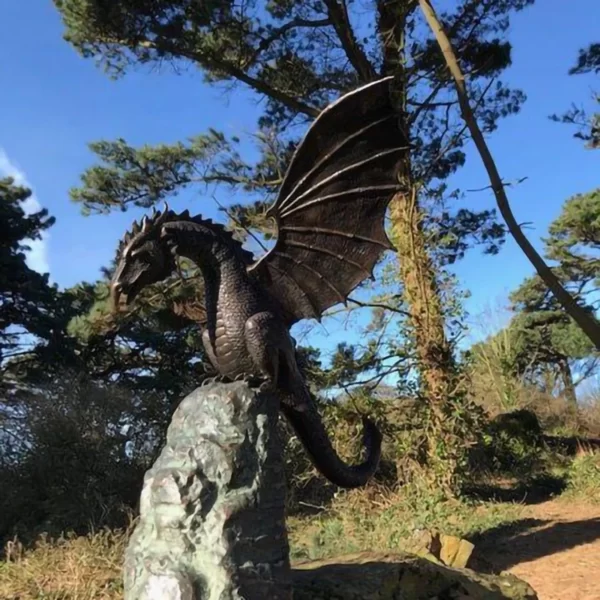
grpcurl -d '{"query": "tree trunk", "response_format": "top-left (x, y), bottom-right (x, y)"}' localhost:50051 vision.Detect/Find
top-left (389, 189), bottom-right (455, 409)
top-left (557, 357), bottom-right (578, 407)
top-left (418, 0), bottom-right (600, 351)
top-left (378, 0), bottom-right (461, 494)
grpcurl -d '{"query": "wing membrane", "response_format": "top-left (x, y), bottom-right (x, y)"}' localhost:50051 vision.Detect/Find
top-left (249, 77), bottom-right (407, 325)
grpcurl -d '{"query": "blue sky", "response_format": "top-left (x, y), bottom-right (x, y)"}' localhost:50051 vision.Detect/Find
top-left (1, 0), bottom-right (598, 354)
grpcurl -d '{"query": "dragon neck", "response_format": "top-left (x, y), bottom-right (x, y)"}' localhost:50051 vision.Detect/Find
top-left (161, 215), bottom-right (254, 326)
top-left (162, 214), bottom-right (253, 271)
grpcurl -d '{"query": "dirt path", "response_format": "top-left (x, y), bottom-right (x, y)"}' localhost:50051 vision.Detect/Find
top-left (476, 499), bottom-right (600, 600)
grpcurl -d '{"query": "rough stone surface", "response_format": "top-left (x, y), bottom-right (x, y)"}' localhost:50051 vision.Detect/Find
top-left (291, 552), bottom-right (538, 600)
top-left (124, 381), bottom-right (292, 600)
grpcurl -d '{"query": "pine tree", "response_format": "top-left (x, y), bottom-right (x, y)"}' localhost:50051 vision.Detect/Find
top-left (552, 41), bottom-right (600, 148)
top-left (509, 274), bottom-right (597, 406)
top-left (0, 177), bottom-right (57, 377)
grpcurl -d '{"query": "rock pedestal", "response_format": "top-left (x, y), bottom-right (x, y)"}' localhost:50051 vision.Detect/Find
top-left (123, 381), bottom-right (292, 600)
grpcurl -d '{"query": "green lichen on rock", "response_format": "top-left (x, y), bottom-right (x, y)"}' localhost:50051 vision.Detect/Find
top-left (124, 381), bottom-right (292, 600)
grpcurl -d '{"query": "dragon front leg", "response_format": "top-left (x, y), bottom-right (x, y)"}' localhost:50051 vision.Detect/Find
top-left (201, 328), bottom-right (272, 390)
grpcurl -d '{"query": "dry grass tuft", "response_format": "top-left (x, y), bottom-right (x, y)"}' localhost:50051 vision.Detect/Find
top-left (0, 528), bottom-right (128, 600)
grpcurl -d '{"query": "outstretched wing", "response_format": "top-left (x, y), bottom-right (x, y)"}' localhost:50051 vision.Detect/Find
top-left (248, 76), bottom-right (407, 326)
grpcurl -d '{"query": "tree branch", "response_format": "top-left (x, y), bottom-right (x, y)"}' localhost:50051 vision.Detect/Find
top-left (104, 36), bottom-right (320, 118)
top-left (181, 46), bottom-right (321, 118)
top-left (347, 296), bottom-right (412, 319)
top-left (323, 0), bottom-right (377, 82)
top-left (418, 0), bottom-right (600, 351)
top-left (247, 17), bottom-right (332, 67)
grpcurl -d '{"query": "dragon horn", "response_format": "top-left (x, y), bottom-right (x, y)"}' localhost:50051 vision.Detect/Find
top-left (154, 201), bottom-right (171, 227)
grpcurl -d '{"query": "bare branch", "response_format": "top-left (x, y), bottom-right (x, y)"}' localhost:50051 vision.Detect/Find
top-left (323, 0), bottom-right (377, 82)
top-left (347, 296), bottom-right (412, 319)
top-left (466, 176), bottom-right (528, 193)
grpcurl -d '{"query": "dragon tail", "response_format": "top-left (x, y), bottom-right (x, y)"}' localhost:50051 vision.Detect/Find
top-left (280, 402), bottom-right (382, 489)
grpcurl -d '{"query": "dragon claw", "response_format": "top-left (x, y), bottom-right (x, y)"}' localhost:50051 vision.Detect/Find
top-left (201, 374), bottom-right (230, 387)
top-left (257, 378), bottom-right (276, 393)
top-left (201, 376), bottom-right (214, 387)
top-left (230, 372), bottom-right (273, 390)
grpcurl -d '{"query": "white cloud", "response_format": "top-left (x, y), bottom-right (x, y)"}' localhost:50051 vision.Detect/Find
top-left (0, 149), bottom-right (51, 276)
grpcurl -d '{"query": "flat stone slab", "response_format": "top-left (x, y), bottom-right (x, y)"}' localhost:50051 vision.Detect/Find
top-left (291, 551), bottom-right (538, 600)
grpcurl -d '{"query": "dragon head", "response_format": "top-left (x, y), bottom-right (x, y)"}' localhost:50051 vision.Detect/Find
top-left (110, 204), bottom-right (176, 311)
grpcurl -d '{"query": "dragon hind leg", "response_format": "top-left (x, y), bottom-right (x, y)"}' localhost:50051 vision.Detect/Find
top-left (244, 312), bottom-right (310, 411)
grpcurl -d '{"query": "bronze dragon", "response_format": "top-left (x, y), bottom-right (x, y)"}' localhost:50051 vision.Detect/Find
top-left (110, 76), bottom-right (407, 488)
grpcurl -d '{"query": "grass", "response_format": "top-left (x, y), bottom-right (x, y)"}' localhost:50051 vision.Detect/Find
top-left (0, 529), bottom-right (125, 600)
top-left (562, 447), bottom-right (600, 503)
top-left (0, 484), bottom-right (524, 600)
top-left (287, 483), bottom-right (523, 562)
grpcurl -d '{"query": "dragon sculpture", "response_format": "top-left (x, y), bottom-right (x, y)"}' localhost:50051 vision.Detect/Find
top-left (110, 76), bottom-right (407, 489)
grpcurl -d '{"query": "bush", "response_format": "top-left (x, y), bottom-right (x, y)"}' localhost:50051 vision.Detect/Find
top-left (564, 451), bottom-right (600, 501)
top-left (0, 373), bottom-right (160, 547)
top-left (468, 409), bottom-right (547, 478)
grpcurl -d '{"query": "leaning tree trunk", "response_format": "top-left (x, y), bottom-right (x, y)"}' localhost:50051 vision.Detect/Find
top-left (377, 0), bottom-right (463, 495)
top-left (418, 0), bottom-right (600, 352)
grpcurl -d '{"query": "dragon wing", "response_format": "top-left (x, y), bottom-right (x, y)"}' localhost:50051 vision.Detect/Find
top-left (248, 76), bottom-right (407, 326)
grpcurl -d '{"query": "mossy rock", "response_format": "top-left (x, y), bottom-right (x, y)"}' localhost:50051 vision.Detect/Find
top-left (291, 551), bottom-right (537, 600)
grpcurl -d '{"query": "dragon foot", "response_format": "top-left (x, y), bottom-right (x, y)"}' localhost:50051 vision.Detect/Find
top-left (201, 373), bottom-right (276, 390)
top-left (201, 374), bottom-right (230, 387)
top-left (257, 378), bottom-right (276, 393)
top-left (231, 372), bottom-right (274, 391)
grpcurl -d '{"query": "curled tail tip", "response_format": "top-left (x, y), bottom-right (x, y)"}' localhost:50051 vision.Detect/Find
top-left (361, 416), bottom-right (383, 445)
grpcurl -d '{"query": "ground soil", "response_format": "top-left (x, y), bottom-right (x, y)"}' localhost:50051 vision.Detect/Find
top-left (476, 499), bottom-right (600, 600)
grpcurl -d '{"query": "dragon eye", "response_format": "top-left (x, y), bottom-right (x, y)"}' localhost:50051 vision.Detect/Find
top-left (131, 241), bottom-right (160, 260)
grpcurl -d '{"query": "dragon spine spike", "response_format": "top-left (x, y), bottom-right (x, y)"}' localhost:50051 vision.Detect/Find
top-left (156, 206), bottom-right (171, 227)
